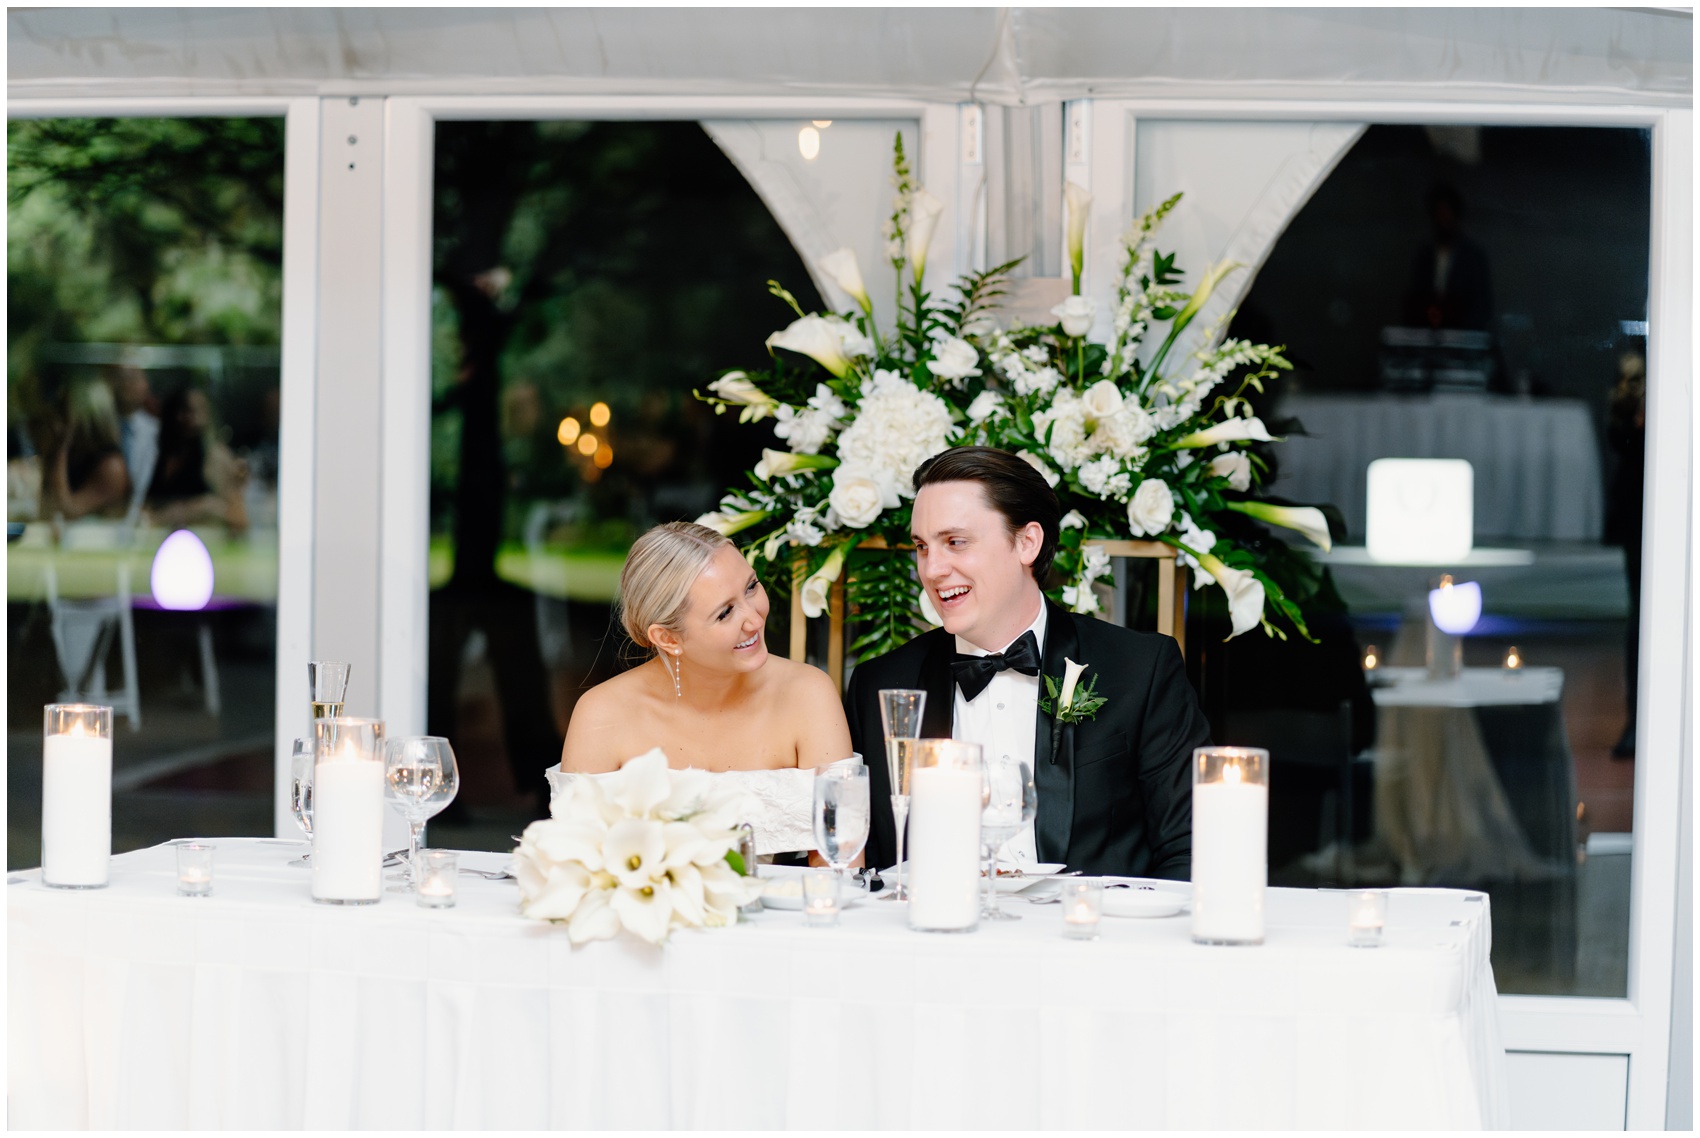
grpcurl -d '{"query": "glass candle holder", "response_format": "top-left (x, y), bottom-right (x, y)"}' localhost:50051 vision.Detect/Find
top-left (905, 739), bottom-right (984, 933)
top-left (312, 717), bottom-right (386, 905)
top-left (1348, 889), bottom-right (1387, 947)
top-left (1503, 645), bottom-right (1524, 672)
top-left (1061, 879), bottom-right (1103, 940)
top-left (735, 823), bottom-right (763, 919)
top-left (802, 869), bottom-right (842, 928)
top-left (42, 703), bottom-right (114, 889)
top-left (177, 842), bottom-right (215, 897)
top-left (416, 850), bottom-right (457, 909)
top-left (1192, 746), bottom-right (1269, 946)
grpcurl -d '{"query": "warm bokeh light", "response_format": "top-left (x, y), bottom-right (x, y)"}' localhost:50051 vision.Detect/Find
top-left (1362, 645), bottom-right (1379, 671)
top-left (812, 119), bottom-right (833, 128)
top-left (593, 443), bottom-right (614, 469)
top-left (557, 416), bottom-right (581, 446)
top-left (589, 401), bottom-right (611, 427)
top-left (798, 126), bottom-right (821, 161)
top-left (577, 432), bottom-right (599, 456)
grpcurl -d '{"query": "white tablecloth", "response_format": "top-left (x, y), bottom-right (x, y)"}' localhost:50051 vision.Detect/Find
top-left (1272, 393), bottom-right (1603, 541)
top-left (9, 839), bottom-right (1508, 1130)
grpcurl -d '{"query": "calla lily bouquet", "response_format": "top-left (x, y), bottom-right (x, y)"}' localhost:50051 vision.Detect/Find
top-left (697, 136), bottom-right (1336, 660)
top-left (513, 749), bottom-right (763, 945)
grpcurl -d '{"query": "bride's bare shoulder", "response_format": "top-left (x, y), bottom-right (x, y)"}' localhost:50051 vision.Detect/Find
top-left (562, 666), bottom-right (659, 772)
top-left (765, 654), bottom-right (841, 703)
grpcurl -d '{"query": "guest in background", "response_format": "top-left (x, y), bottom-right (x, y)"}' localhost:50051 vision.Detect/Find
top-left (43, 376), bottom-right (131, 522)
top-left (1403, 182), bottom-right (1494, 331)
top-left (1605, 343), bottom-right (1646, 759)
top-left (106, 363), bottom-right (159, 507)
top-left (147, 386), bottom-right (249, 534)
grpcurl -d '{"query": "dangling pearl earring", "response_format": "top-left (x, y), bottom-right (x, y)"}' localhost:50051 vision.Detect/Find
top-left (668, 650), bottom-right (682, 699)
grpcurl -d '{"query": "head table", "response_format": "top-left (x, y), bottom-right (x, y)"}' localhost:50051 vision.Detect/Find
top-left (9, 839), bottom-right (1506, 1130)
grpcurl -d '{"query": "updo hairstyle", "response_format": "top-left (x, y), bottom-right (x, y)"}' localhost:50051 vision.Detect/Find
top-left (617, 521), bottom-right (734, 655)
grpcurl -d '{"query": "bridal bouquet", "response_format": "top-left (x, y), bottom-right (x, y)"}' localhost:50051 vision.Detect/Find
top-left (697, 137), bottom-right (1334, 661)
top-left (513, 750), bottom-right (763, 945)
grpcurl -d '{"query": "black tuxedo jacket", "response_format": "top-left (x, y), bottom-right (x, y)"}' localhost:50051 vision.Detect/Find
top-left (846, 599), bottom-right (1210, 880)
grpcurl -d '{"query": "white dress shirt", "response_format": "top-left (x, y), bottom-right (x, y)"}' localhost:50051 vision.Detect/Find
top-left (952, 600), bottom-right (1046, 866)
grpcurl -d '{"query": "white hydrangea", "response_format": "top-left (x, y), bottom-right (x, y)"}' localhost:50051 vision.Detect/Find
top-left (833, 370), bottom-right (956, 498)
top-left (1077, 456), bottom-right (1131, 500)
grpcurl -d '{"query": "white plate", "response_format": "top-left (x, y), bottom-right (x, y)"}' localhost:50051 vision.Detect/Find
top-left (991, 863), bottom-right (1068, 893)
top-left (1100, 879), bottom-right (1190, 918)
top-left (758, 867), bottom-right (867, 911)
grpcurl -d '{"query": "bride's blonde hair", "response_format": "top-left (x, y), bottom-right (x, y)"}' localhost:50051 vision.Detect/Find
top-left (618, 521), bottom-right (734, 654)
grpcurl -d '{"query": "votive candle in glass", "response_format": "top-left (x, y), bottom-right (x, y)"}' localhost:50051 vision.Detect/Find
top-left (1192, 746), bottom-right (1269, 946)
top-left (311, 717), bottom-right (386, 905)
top-left (802, 869), bottom-right (841, 928)
top-left (1503, 645), bottom-right (1524, 672)
top-left (177, 842), bottom-right (215, 897)
top-left (416, 850), bottom-right (457, 909)
top-left (42, 703), bottom-right (113, 889)
top-left (1348, 889), bottom-right (1387, 947)
top-left (1061, 879), bottom-right (1103, 940)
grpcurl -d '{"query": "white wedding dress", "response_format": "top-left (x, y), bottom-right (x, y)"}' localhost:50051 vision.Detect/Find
top-left (545, 764), bottom-right (816, 857)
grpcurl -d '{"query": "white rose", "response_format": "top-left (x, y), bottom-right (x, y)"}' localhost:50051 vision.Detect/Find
top-left (1082, 379), bottom-right (1123, 419)
top-left (928, 336), bottom-right (983, 382)
top-left (1126, 478), bottom-right (1175, 536)
top-left (827, 465), bottom-right (897, 529)
top-left (1051, 295), bottom-right (1097, 338)
top-left (966, 390), bottom-right (1005, 423)
top-left (1017, 450), bottom-right (1061, 488)
top-left (1208, 451), bottom-right (1253, 491)
top-left (817, 247), bottom-right (871, 314)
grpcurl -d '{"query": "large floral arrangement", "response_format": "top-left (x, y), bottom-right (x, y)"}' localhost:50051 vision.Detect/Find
top-left (513, 750), bottom-right (763, 945)
top-left (698, 137), bottom-right (1334, 660)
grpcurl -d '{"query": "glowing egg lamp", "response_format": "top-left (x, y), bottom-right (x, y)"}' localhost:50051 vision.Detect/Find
top-left (1365, 458), bottom-right (1474, 564)
top-left (151, 529), bottom-right (215, 611)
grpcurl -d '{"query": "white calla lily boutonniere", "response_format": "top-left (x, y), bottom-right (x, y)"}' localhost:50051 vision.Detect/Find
top-left (1039, 658), bottom-right (1108, 757)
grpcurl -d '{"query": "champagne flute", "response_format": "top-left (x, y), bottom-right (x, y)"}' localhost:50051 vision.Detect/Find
top-left (309, 661), bottom-right (351, 722)
top-left (287, 737), bottom-right (313, 866)
top-left (980, 755), bottom-right (1036, 921)
top-left (878, 689), bottom-right (926, 901)
top-left (813, 763), bottom-right (870, 883)
top-left (383, 736), bottom-right (460, 890)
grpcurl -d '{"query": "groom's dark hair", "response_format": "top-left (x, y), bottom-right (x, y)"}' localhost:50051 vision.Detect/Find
top-left (912, 446), bottom-right (1060, 582)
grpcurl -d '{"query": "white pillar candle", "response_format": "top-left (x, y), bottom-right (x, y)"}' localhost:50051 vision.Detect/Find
top-left (1191, 747), bottom-right (1269, 946)
top-left (906, 765), bottom-right (982, 931)
top-left (42, 708), bottom-right (112, 889)
top-left (311, 749), bottom-right (385, 903)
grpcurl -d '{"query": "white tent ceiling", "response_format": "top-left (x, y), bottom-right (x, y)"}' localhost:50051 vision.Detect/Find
top-left (8, 6), bottom-right (1692, 107)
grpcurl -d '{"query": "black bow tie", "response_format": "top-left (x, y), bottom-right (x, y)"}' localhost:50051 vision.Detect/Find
top-left (950, 630), bottom-right (1042, 702)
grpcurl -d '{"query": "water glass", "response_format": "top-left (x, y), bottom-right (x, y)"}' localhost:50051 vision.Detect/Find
top-left (980, 755), bottom-right (1036, 921)
top-left (813, 763), bottom-right (870, 879)
top-left (383, 736), bottom-right (460, 890)
top-left (176, 842), bottom-right (214, 897)
top-left (802, 869), bottom-right (842, 928)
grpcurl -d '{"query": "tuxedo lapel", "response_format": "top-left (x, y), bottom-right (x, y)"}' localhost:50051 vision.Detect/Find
top-left (918, 632), bottom-right (956, 739)
top-left (1033, 599), bottom-right (1078, 864)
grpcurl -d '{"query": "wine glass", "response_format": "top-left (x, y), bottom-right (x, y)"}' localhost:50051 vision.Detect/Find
top-left (287, 737), bottom-right (313, 866)
top-left (980, 755), bottom-right (1036, 921)
top-left (383, 736), bottom-right (460, 891)
top-left (309, 661), bottom-right (350, 722)
top-left (813, 763), bottom-right (870, 885)
top-left (878, 689), bottom-right (926, 901)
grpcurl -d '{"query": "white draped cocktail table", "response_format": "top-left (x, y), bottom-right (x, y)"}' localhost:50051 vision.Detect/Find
top-left (9, 839), bottom-right (1506, 1130)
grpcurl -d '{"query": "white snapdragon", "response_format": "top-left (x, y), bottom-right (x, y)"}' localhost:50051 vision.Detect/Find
top-left (1175, 513), bottom-right (1217, 575)
top-left (771, 383), bottom-right (847, 455)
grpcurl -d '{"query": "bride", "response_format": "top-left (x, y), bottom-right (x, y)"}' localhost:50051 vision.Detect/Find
top-left (554, 521), bottom-right (855, 856)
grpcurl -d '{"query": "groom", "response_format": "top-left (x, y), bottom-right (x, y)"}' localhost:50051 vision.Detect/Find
top-left (846, 447), bottom-right (1210, 880)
